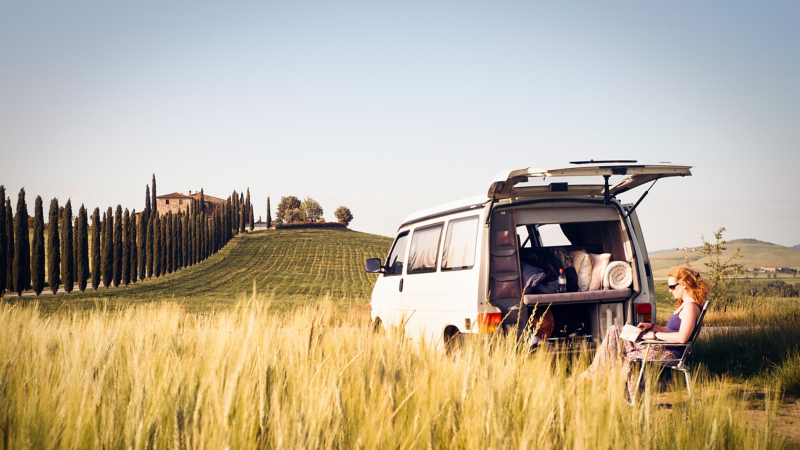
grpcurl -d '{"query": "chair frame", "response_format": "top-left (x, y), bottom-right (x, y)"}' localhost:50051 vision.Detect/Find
top-left (634, 300), bottom-right (709, 398)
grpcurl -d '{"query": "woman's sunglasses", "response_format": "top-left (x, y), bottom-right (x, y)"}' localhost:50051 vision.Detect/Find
top-left (668, 284), bottom-right (681, 290)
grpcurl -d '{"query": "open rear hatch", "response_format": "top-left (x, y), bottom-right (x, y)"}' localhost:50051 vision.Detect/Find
top-left (488, 161), bottom-right (692, 199)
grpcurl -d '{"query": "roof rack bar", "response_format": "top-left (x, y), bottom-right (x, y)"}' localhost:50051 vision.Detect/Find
top-left (570, 159), bottom-right (638, 165)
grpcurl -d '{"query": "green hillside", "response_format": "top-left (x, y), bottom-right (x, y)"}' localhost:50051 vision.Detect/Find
top-left (650, 239), bottom-right (800, 280)
top-left (11, 229), bottom-right (393, 313)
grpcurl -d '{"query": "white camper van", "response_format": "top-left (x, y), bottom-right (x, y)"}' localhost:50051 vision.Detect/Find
top-left (365, 161), bottom-right (691, 351)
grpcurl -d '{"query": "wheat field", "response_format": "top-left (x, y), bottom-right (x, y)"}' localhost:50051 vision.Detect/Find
top-left (0, 297), bottom-right (785, 449)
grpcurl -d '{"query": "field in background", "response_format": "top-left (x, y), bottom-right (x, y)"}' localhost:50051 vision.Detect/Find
top-left (0, 301), bottom-right (787, 449)
top-left (7, 229), bottom-right (392, 313)
top-left (650, 239), bottom-right (800, 280)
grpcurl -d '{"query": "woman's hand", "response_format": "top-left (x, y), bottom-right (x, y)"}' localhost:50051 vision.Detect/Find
top-left (636, 322), bottom-right (653, 331)
top-left (641, 331), bottom-right (656, 340)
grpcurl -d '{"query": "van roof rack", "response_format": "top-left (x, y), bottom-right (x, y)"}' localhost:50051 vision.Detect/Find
top-left (569, 159), bottom-right (638, 165)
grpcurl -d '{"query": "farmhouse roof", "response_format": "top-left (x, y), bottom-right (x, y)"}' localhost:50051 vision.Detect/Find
top-left (157, 192), bottom-right (193, 199)
top-left (191, 192), bottom-right (226, 204)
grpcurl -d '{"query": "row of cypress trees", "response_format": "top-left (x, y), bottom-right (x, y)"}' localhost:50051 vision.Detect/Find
top-left (0, 176), bottom-right (244, 297)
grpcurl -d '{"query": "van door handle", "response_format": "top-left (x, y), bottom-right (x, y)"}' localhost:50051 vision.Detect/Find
top-left (399, 278), bottom-right (404, 292)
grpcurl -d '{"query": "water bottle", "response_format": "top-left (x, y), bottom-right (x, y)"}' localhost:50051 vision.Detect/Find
top-left (558, 269), bottom-right (567, 293)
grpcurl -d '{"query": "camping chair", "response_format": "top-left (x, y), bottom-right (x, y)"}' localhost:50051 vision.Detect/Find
top-left (633, 301), bottom-right (710, 398)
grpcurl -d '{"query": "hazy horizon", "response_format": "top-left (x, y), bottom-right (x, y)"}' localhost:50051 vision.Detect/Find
top-left (2, 1), bottom-right (798, 250)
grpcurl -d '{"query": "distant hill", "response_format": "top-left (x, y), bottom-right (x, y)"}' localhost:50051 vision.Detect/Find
top-left (793, 244), bottom-right (800, 251)
top-left (650, 239), bottom-right (800, 279)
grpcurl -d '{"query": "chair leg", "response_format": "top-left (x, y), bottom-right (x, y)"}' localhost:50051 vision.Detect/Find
top-left (683, 370), bottom-right (692, 396)
top-left (634, 345), bottom-right (652, 403)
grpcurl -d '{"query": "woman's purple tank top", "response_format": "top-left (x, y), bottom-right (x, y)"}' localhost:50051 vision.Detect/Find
top-left (664, 309), bottom-right (689, 357)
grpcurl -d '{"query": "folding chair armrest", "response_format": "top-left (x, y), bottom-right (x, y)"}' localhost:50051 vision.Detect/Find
top-left (639, 340), bottom-right (690, 346)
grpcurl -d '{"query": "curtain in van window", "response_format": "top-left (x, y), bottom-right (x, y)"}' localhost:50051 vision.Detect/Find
top-left (441, 216), bottom-right (478, 271)
top-left (407, 225), bottom-right (443, 274)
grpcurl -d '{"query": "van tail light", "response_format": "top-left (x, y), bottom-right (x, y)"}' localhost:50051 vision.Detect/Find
top-left (636, 303), bottom-right (652, 324)
top-left (478, 313), bottom-right (503, 333)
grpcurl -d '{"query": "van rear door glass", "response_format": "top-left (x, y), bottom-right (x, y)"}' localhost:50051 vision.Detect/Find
top-left (385, 232), bottom-right (409, 276)
top-left (536, 224), bottom-right (571, 246)
top-left (441, 216), bottom-right (478, 271)
top-left (407, 224), bottom-right (444, 274)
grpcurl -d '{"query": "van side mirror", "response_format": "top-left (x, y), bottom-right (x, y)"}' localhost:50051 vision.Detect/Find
top-left (365, 258), bottom-right (384, 274)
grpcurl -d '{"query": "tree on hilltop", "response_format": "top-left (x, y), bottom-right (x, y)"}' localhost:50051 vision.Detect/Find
top-left (301, 197), bottom-right (323, 222)
top-left (6, 199), bottom-right (14, 294)
top-left (334, 206), bottom-right (354, 227)
top-left (91, 208), bottom-right (100, 290)
top-left (277, 196), bottom-right (301, 223)
top-left (77, 205), bottom-right (89, 292)
top-left (0, 186), bottom-right (6, 297)
top-left (31, 196), bottom-right (45, 296)
top-left (13, 189), bottom-right (31, 296)
top-left (60, 200), bottom-right (73, 294)
top-left (266, 197), bottom-right (272, 229)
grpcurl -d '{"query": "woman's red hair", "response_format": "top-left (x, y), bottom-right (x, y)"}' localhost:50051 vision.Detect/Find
top-left (668, 267), bottom-right (709, 307)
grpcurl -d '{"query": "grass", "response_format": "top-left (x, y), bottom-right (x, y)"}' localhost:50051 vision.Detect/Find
top-left (5, 229), bottom-right (393, 313)
top-left (0, 299), bottom-right (787, 449)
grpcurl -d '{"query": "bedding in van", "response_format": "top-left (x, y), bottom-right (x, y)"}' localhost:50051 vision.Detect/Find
top-left (603, 261), bottom-right (633, 290)
top-left (588, 253), bottom-right (611, 291)
top-left (569, 250), bottom-right (593, 291)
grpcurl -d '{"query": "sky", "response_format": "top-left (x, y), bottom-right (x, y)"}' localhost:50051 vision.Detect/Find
top-left (1, 1), bottom-right (798, 251)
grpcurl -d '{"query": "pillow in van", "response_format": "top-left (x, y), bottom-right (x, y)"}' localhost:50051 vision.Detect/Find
top-left (588, 253), bottom-right (611, 291)
top-left (569, 250), bottom-right (593, 291)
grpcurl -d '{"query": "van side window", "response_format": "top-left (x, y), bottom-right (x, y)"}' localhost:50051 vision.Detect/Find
top-left (407, 223), bottom-right (443, 274)
top-left (441, 216), bottom-right (478, 271)
top-left (385, 232), bottom-right (409, 276)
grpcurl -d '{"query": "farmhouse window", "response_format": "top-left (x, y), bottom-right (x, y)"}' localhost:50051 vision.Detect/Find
top-left (179, 200), bottom-right (183, 205)
top-left (166, 199), bottom-right (169, 205)
top-left (441, 216), bottom-right (478, 271)
top-left (407, 223), bottom-right (443, 274)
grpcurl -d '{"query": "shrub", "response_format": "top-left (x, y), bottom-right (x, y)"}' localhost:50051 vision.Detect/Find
top-left (277, 196), bottom-right (301, 222)
top-left (275, 222), bottom-right (347, 230)
top-left (334, 206), bottom-right (353, 226)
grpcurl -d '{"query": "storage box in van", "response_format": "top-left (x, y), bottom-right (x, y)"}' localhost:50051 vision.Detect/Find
top-left (365, 161), bottom-right (691, 352)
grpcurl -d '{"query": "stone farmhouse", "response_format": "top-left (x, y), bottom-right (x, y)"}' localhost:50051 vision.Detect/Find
top-left (156, 190), bottom-right (227, 216)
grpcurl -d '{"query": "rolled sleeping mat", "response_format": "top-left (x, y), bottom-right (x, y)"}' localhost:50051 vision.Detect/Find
top-left (603, 261), bottom-right (633, 290)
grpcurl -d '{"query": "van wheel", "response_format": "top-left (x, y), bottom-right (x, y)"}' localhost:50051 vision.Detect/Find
top-left (444, 326), bottom-right (462, 356)
top-left (372, 318), bottom-right (383, 334)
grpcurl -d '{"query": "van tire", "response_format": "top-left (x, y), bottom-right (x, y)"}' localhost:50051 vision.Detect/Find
top-left (443, 326), bottom-right (462, 355)
top-left (372, 318), bottom-right (383, 334)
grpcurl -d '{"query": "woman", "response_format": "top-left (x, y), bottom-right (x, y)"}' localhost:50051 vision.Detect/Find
top-left (580, 267), bottom-right (709, 402)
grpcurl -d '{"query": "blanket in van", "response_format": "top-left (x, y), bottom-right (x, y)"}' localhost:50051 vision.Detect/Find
top-left (603, 261), bottom-right (633, 290)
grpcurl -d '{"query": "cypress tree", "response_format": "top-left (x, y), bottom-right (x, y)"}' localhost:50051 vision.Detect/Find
top-left (194, 214), bottom-right (200, 264)
top-left (153, 213), bottom-right (161, 277)
top-left (151, 174), bottom-right (157, 219)
top-left (0, 186), bottom-right (6, 297)
top-left (161, 216), bottom-right (167, 273)
top-left (13, 188), bottom-right (31, 296)
top-left (122, 209), bottom-right (131, 286)
top-left (143, 185), bottom-right (150, 278)
top-left (239, 193), bottom-right (245, 234)
top-left (199, 189), bottom-right (205, 215)
top-left (171, 213), bottom-right (177, 272)
top-left (77, 205), bottom-right (89, 292)
top-left (146, 213), bottom-right (154, 278)
top-left (232, 190), bottom-right (238, 233)
top-left (130, 210), bottom-right (137, 282)
top-left (31, 196), bottom-right (45, 295)
top-left (6, 199), bottom-right (13, 294)
top-left (72, 217), bottom-right (78, 283)
top-left (91, 208), bottom-right (100, 290)
top-left (60, 200), bottom-right (73, 294)
top-left (266, 197), bottom-right (272, 230)
top-left (165, 213), bottom-right (172, 274)
top-left (103, 207), bottom-right (113, 288)
top-left (246, 188), bottom-right (252, 231)
top-left (113, 205), bottom-right (122, 287)
top-left (182, 212), bottom-right (188, 268)
top-left (138, 208), bottom-right (146, 280)
top-left (47, 199), bottom-right (61, 295)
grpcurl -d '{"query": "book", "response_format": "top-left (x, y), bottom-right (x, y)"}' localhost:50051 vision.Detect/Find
top-left (619, 324), bottom-right (644, 342)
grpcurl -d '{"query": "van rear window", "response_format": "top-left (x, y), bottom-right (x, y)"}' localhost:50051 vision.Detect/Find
top-left (407, 224), bottom-right (443, 274)
top-left (441, 216), bottom-right (478, 271)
